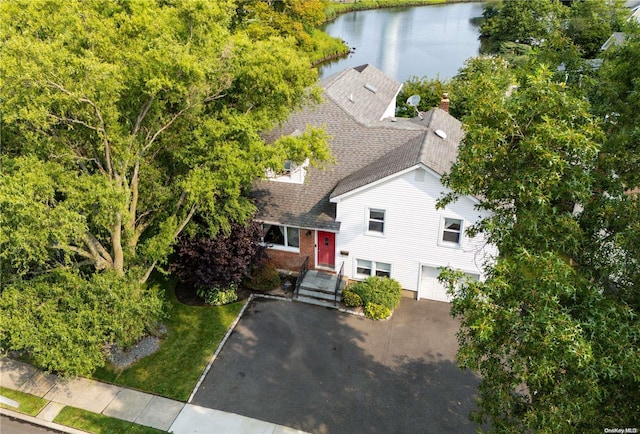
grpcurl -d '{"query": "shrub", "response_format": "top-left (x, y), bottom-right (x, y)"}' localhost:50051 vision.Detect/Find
top-left (364, 302), bottom-right (391, 320)
top-left (349, 276), bottom-right (402, 311)
top-left (196, 284), bottom-right (238, 306)
top-left (341, 289), bottom-right (363, 307)
top-left (245, 263), bottom-right (281, 292)
top-left (170, 219), bottom-right (265, 289)
top-left (208, 288), bottom-right (238, 306)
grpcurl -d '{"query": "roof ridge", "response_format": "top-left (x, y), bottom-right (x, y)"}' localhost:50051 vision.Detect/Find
top-left (323, 94), bottom-right (426, 132)
top-left (330, 131), bottom-right (428, 199)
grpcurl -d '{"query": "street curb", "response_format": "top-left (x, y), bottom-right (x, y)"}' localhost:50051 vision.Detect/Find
top-left (0, 407), bottom-right (90, 434)
top-left (188, 294), bottom-right (250, 403)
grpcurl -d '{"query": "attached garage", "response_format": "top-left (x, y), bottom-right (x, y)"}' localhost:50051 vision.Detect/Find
top-left (418, 265), bottom-right (479, 302)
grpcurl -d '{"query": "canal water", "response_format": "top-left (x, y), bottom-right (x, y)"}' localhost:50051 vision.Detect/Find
top-left (318, 2), bottom-right (484, 82)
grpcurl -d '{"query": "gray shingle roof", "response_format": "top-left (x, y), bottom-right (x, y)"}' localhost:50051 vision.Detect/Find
top-left (322, 64), bottom-right (402, 124)
top-left (251, 65), bottom-right (463, 230)
top-left (331, 108), bottom-right (463, 199)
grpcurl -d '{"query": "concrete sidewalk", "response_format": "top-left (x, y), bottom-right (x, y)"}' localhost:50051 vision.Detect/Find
top-left (0, 358), bottom-right (305, 434)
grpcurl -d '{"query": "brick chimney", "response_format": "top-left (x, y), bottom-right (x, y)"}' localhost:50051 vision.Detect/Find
top-left (439, 93), bottom-right (450, 112)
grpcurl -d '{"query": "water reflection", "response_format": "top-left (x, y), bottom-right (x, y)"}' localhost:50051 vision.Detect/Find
top-left (319, 3), bottom-right (484, 82)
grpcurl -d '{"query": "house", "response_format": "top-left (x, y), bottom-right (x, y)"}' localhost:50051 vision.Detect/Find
top-left (251, 64), bottom-right (496, 302)
top-left (601, 5), bottom-right (640, 50)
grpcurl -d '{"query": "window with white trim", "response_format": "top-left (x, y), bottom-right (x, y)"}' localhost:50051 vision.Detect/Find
top-left (367, 208), bottom-right (385, 234)
top-left (263, 224), bottom-right (300, 249)
top-left (441, 217), bottom-right (463, 245)
top-left (356, 259), bottom-right (391, 278)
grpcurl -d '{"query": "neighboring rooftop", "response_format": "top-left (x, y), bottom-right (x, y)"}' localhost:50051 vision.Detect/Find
top-left (601, 6), bottom-right (640, 50)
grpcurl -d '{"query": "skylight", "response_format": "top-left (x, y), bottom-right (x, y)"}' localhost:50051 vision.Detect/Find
top-left (364, 83), bottom-right (377, 93)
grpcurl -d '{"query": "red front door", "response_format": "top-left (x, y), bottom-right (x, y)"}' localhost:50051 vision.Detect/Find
top-left (317, 231), bottom-right (335, 268)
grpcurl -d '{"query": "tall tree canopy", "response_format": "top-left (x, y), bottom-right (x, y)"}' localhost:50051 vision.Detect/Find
top-left (480, 0), bottom-right (567, 54)
top-left (438, 53), bottom-right (639, 432)
top-left (480, 0), bottom-right (627, 59)
top-left (233, 0), bottom-right (326, 50)
top-left (0, 0), bottom-right (330, 375)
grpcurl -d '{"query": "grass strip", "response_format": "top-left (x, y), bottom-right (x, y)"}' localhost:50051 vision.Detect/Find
top-left (54, 406), bottom-right (166, 434)
top-left (93, 278), bottom-right (244, 401)
top-left (0, 386), bottom-right (48, 416)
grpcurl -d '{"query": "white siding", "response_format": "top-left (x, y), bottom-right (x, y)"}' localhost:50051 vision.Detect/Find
top-left (333, 168), bottom-right (495, 294)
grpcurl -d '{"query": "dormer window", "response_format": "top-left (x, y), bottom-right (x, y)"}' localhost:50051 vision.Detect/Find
top-left (266, 158), bottom-right (310, 184)
top-left (283, 160), bottom-right (295, 175)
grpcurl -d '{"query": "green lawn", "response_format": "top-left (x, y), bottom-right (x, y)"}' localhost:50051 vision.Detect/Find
top-left (54, 406), bottom-right (166, 434)
top-left (93, 278), bottom-right (244, 401)
top-left (0, 386), bottom-right (48, 416)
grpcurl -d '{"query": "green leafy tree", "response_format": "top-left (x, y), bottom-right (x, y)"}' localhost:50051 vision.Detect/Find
top-left (480, 0), bottom-right (567, 55)
top-left (441, 66), bottom-right (601, 254)
top-left (566, 0), bottom-right (627, 58)
top-left (448, 56), bottom-right (516, 119)
top-left (590, 22), bottom-right (640, 193)
top-left (438, 66), bottom-right (639, 430)
top-left (233, 0), bottom-right (326, 50)
top-left (0, 270), bottom-right (164, 377)
top-left (395, 76), bottom-right (449, 118)
top-left (480, 0), bottom-right (627, 60)
top-left (441, 251), bottom-right (638, 431)
top-left (581, 22), bottom-right (640, 310)
top-left (0, 0), bottom-right (330, 375)
top-left (397, 56), bottom-right (515, 121)
top-left (1, 0), bottom-right (329, 283)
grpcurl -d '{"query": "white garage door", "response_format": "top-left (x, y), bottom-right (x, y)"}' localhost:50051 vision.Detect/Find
top-left (419, 266), bottom-right (451, 302)
top-left (419, 266), bottom-right (479, 302)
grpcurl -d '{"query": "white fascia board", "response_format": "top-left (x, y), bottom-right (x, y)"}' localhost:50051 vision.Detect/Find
top-left (380, 82), bottom-right (404, 120)
top-left (329, 164), bottom-right (420, 203)
top-left (329, 162), bottom-right (482, 206)
top-left (255, 219), bottom-right (323, 232)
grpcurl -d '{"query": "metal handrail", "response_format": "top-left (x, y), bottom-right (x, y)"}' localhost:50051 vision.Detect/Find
top-left (334, 261), bottom-right (344, 305)
top-left (294, 256), bottom-right (309, 297)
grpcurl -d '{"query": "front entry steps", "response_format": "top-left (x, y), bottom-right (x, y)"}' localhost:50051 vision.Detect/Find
top-left (295, 270), bottom-right (346, 308)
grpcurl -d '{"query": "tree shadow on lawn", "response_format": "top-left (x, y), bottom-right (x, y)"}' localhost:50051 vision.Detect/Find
top-left (191, 298), bottom-right (483, 434)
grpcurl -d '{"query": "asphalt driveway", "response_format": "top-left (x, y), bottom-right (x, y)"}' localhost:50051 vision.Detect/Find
top-left (192, 297), bottom-right (482, 434)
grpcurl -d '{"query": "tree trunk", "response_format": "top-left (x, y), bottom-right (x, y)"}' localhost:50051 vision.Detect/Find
top-left (127, 161), bottom-right (140, 253)
top-left (112, 213), bottom-right (125, 276)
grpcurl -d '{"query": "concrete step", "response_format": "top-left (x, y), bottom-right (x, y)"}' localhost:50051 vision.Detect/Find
top-left (299, 285), bottom-right (336, 296)
top-left (295, 296), bottom-right (338, 309)
top-left (298, 288), bottom-right (341, 302)
top-left (300, 273), bottom-right (339, 292)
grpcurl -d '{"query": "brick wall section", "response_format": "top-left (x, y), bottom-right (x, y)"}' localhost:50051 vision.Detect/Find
top-left (265, 230), bottom-right (316, 271)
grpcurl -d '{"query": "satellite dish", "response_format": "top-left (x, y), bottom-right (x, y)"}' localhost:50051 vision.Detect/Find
top-left (406, 95), bottom-right (423, 119)
top-left (406, 95), bottom-right (421, 107)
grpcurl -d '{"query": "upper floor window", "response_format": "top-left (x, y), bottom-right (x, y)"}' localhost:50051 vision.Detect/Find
top-left (263, 224), bottom-right (300, 249)
top-left (367, 208), bottom-right (385, 234)
top-left (441, 217), bottom-right (463, 245)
